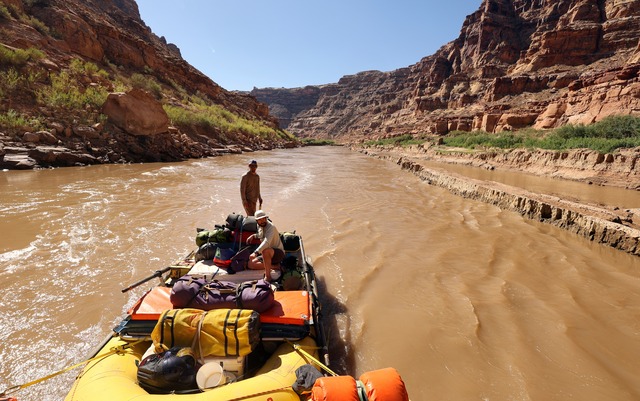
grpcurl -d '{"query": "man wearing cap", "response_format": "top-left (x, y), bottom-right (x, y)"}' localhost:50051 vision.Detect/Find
top-left (247, 210), bottom-right (285, 282)
top-left (240, 160), bottom-right (262, 216)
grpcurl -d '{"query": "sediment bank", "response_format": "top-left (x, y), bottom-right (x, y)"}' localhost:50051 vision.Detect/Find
top-left (358, 146), bottom-right (640, 257)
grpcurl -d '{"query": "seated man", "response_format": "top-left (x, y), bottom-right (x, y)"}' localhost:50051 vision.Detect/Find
top-left (247, 210), bottom-right (285, 281)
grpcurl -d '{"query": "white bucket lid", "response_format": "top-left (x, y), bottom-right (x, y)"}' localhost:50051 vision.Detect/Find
top-left (196, 362), bottom-right (226, 390)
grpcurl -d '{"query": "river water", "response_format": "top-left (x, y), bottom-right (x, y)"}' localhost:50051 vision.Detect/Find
top-left (1, 146), bottom-right (639, 401)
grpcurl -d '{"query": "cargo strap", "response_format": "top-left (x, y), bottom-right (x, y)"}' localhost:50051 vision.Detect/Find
top-left (193, 310), bottom-right (208, 363)
top-left (0, 338), bottom-right (145, 397)
top-left (289, 341), bottom-right (338, 377)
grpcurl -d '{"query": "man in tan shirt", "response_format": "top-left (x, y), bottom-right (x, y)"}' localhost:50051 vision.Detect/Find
top-left (240, 160), bottom-right (262, 216)
top-left (247, 210), bottom-right (285, 282)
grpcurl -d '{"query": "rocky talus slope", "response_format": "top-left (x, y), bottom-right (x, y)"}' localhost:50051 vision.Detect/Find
top-left (253, 0), bottom-right (640, 141)
top-left (0, 0), bottom-right (291, 169)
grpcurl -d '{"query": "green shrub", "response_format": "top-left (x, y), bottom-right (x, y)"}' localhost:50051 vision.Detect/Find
top-left (302, 138), bottom-right (336, 146)
top-left (35, 59), bottom-right (111, 111)
top-left (130, 73), bottom-right (162, 98)
top-left (0, 5), bottom-right (11, 19)
top-left (538, 115), bottom-right (640, 152)
top-left (0, 68), bottom-right (22, 92)
top-left (441, 115), bottom-right (640, 153)
top-left (165, 103), bottom-right (286, 140)
top-left (37, 70), bottom-right (108, 110)
top-left (586, 115), bottom-right (640, 139)
top-left (0, 46), bottom-right (44, 66)
top-left (0, 109), bottom-right (43, 130)
top-left (23, 14), bottom-right (49, 35)
top-left (70, 58), bottom-right (97, 75)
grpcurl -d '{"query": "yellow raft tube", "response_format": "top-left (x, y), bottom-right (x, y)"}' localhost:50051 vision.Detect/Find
top-left (65, 335), bottom-right (318, 401)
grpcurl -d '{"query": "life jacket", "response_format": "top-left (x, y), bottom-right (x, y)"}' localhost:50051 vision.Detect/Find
top-left (311, 368), bottom-right (409, 401)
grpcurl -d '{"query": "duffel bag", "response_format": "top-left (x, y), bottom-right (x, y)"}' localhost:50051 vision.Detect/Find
top-left (170, 276), bottom-right (237, 310)
top-left (232, 230), bottom-right (254, 246)
top-left (229, 245), bottom-right (258, 272)
top-left (137, 346), bottom-right (198, 394)
top-left (281, 231), bottom-right (301, 252)
top-left (242, 216), bottom-right (258, 232)
top-left (195, 242), bottom-right (217, 262)
top-left (196, 229), bottom-right (230, 247)
top-left (236, 279), bottom-right (275, 313)
top-left (152, 308), bottom-right (260, 358)
top-left (226, 213), bottom-right (244, 231)
top-left (213, 245), bottom-right (236, 268)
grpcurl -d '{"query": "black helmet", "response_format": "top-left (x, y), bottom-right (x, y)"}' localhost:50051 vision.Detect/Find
top-left (137, 347), bottom-right (198, 394)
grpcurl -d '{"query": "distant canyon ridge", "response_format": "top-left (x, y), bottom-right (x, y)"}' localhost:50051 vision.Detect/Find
top-left (251, 0), bottom-right (640, 142)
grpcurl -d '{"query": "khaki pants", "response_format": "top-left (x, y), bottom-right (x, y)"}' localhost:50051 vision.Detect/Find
top-left (243, 200), bottom-right (257, 217)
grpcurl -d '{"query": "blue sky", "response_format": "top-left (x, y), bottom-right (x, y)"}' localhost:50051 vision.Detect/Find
top-left (136, 0), bottom-right (481, 91)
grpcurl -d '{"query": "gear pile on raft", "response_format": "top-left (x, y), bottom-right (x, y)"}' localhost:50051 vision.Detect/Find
top-left (31, 212), bottom-right (410, 401)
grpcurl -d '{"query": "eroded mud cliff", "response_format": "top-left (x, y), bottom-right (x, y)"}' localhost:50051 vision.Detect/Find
top-left (361, 145), bottom-right (640, 257)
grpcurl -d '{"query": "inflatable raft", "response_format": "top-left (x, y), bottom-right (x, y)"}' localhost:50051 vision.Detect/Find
top-left (60, 214), bottom-right (409, 401)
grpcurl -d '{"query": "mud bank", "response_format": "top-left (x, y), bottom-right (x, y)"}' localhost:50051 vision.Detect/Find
top-left (359, 147), bottom-right (640, 257)
top-left (398, 144), bottom-right (640, 190)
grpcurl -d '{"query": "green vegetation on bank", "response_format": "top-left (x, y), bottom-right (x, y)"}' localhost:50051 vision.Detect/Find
top-left (365, 116), bottom-right (640, 154)
top-left (36, 60), bottom-right (110, 111)
top-left (0, 47), bottom-right (292, 143)
top-left (0, 3), bottom-right (51, 35)
top-left (165, 102), bottom-right (291, 141)
top-left (301, 138), bottom-right (337, 146)
top-left (443, 115), bottom-right (640, 153)
top-left (0, 45), bottom-right (44, 67)
top-left (0, 109), bottom-right (43, 131)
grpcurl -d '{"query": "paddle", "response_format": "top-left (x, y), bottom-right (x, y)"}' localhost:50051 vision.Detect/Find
top-left (121, 266), bottom-right (172, 293)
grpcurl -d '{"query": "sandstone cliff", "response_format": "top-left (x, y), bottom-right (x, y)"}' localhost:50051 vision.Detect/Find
top-left (0, 0), bottom-right (293, 169)
top-left (252, 0), bottom-right (640, 140)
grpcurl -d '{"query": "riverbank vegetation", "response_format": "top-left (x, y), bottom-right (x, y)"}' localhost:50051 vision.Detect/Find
top-left (364, 115), bottom-right (640, 154)
top-left (444, 115), bottom-right (640, 153)
top-left (301, 138), bottom-right (337, 146)
top-left (165, 102), bottom-right (292, 142)
top-left (0, 49), bottom-right (289, 143)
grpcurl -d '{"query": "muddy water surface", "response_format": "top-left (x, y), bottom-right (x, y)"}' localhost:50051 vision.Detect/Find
top-left (1, 146), bottom-right (639, 401)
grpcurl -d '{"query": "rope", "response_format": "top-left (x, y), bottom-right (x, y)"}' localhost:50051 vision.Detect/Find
top-left (1, 338), bottom-right (145, 397)
top-left (288, 341), bottom-right (338, 377)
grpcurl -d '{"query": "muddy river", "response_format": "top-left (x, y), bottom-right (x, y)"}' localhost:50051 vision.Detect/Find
top-left (1, 146), bottom-right (639, 400)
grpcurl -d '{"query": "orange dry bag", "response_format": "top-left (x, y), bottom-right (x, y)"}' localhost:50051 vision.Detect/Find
top-left (311, 376), bottom-right (360, 401)
top-left (360, 368), bottom-right (409, 401)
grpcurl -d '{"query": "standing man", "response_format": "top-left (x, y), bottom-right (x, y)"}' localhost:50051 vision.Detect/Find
top-left (247, 210), bottom-right (285, 282)
top-left (240, 160), bottom-right (262, 216)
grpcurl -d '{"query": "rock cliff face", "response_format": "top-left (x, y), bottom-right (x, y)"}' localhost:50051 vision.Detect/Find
top-left (253, 0), bottom-right (640, 140)
top-left (5, 0), bottom-right (272, 121)
top-left (0, 0), bottom-right (288, 169)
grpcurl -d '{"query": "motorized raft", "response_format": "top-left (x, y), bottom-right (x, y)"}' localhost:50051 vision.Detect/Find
top-left (56, 213), bottom-right (409, 401)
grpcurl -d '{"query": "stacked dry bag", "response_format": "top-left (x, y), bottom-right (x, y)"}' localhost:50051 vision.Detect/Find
top-left (170, 277), bottom-right (275, 313)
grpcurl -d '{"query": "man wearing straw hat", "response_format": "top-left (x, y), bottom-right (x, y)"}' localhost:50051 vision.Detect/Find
top-left (240, 160), bottom-right (262, 216)
top-left (247, 210), bottom-right (285, 282)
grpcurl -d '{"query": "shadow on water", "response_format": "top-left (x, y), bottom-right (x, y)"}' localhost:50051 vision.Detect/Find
top-left (315, 275), bottom-right (353, 376)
